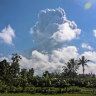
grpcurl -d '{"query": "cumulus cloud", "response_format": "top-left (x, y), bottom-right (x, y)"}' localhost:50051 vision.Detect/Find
top-left (21, 47), bottom-right (96, 75)
top-left (0, 25), bottom-right (15, 45)
top-left (29, 8), bottom-right (81, 53)
top-left (1, 48), bottom-right (96, 75)
top-left (81, 43), bottom-right (93, 50)
top-left (22, 8), bottom-right (82, 75)
top-left (50, 46), bottom-right (78, 63)
top-left (24, 8), bottom-right (82, 75)
top-left (93, 29), bottom-right (96, 37)
top-left (20, 46), bottom-right (79, 75)
top-left (51, 23), bottom-right (81, 42)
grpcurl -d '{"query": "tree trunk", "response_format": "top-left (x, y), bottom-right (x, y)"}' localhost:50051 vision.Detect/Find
top-left (83, 66), bottom-right (85, 77)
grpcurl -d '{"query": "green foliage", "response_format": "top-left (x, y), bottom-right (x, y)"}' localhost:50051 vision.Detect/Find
top-left (20, 69), bottom-right (28, 78)
top-left (28, 68), bottom-right (34, 77)
top-left (62, 59), bottom-right (78, 78)
top-left (0, 54), bottom-right (95, 95)
top-left (24, 87), bottom-right (36, 93)
top-left (0, 93), bottom-right (94, 96)
top-left (0, 59), bottom-right (10, 79)
top-left (10, 54), bottom-right (22, 77)
top-left (67, 86), bottom-right (81, 93)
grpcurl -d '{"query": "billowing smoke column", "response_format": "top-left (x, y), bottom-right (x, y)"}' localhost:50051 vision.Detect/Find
top-left (21, 8), bottom-right (81, 75)
top-left (30, 8), bottom-right (81, 53)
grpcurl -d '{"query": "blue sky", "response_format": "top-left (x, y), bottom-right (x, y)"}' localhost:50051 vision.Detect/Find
top-left (0, 0), bottom-right (96, 74)
top-left (0, 0), bottom-right (96, 55)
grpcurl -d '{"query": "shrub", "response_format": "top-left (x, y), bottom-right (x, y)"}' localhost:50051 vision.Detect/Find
top-left (67, 86), bottom-right (81, 93)
top-left (24, 87), bottom-right (36, 93)
top-left (9, 86), bottom-right (17, 93)
top-left (36, 87), bottom-right (42, 93)
top-left (15, 86), bottom-right (23, 93)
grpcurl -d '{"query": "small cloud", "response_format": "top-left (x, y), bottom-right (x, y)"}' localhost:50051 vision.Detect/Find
top-left (81, 43), bottom-right (93, 50)
top-left (93, 30), bottom-right (96, 37)
top-left (0, 57), bottom-right (9, 62)
top-left (0, 25), bottom-right (15, 45)
top-left (84, 2), bottom-right (92, 10)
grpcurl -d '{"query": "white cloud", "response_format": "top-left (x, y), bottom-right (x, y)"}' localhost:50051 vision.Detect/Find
top-left (0, 57), bottom-right (9, 62)
top-left (0, 25), bottom-right (15, 45)
top-left (1, 47), bottom-right (96, 75)
top-left (29, 8), bottom-right (81, 54)
top-left (50, 46), bottom-right (79, 63)
top-left (78, 62), bottom-right (96, 74)
top-left (0, 46), bottom-right (78, 75)
top-left (81, 43), bottom-right (93, 50)
top-left (21, 8), bottom-right (82, 75)
top-left (21, 47), bottom-right (96, 75)
top-left (81, 51), bottom-right (96, 62)
top-left (93, 29), bottom-right (96, 37)
top-left (51, 22), bottom-right (81, 42)
top-left (20, 46), bottom-right (79, 75)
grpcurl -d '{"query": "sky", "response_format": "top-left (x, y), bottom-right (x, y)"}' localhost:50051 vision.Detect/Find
top-left (0, 0), bottom-right (96, 75)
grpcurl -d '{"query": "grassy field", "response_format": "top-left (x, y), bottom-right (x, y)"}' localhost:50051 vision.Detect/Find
top-left (0, 93), bottom-right (94, 96)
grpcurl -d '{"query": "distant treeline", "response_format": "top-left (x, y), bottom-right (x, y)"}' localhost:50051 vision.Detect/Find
top-left (0, 54), bottom-right (96, 94)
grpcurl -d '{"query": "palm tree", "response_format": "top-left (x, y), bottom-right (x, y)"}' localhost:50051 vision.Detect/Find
top-left (78, 56), bottom-right (90, 75)
top-left (63, 59), bottom-right (79, 78)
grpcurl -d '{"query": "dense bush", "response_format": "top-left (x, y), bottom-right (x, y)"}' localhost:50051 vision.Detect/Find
top-left (67, 87), bottom-right (81, 93)
top-left (24, 87), bottom-right (36, 93)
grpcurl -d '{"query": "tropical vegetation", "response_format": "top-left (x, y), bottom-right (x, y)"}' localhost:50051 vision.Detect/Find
top-left (0, 53), bottom-right (96, 95)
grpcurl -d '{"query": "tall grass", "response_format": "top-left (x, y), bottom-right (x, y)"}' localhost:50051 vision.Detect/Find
top-left (0, 93), bottom-right (93, 96)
